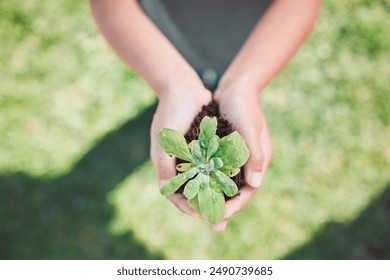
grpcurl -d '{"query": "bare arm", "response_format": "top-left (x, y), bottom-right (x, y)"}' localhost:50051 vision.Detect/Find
top-left (89, 0), bottom-right (212, 221)
top-left (89, 0), bottom-right (204, 95)
top-left (217, 0), bottom-right (322, 95)
top-left (211, 0), bottom-right (321, 231)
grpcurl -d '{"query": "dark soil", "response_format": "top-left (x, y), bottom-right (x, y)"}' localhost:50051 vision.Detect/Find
top-left (176, 100), bottom-right (246, 200)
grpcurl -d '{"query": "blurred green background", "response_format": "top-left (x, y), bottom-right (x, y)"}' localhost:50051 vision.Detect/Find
top-left (1, 0), bottom-right (389, 259)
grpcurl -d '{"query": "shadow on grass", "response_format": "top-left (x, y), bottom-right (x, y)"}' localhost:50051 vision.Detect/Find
top-left (284, 183), bottom-right (390, 260)
top-left (0, 103), bottom-right (163, 259)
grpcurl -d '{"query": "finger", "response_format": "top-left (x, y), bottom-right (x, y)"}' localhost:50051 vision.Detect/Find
top-left (156, 152), bottom-right (176, 183)
top-left (241, 125), bottom-right (265, 188)
top-left (224, 186), bottom-right (257, 219)
top-left (260, 119), bottom-right (273, 174)
top-left (150, 129), bottom-right (177, 184)
top-left (153, 147), bottom-right (201, 220)
top-left (209, 220), bottom-right (228, 232)
top-left (167, 193), bottom-right (201, 219)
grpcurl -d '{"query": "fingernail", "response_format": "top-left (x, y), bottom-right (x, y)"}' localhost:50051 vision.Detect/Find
top-left (159, 180), bottom-right (167, 188)
top-left (249, 171), bottom-right (263, 188)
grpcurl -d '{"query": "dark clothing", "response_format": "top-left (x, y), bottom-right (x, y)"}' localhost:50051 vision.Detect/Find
top-left (139, 0), bottom-right (271, 73)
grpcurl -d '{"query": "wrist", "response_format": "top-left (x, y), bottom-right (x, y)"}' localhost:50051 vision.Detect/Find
top-left (156, 72), bottom-right (206, 99)
top-left (158, 77), bottom-right (211, 105)
top-left (215, 74), bottom-right (260, 100)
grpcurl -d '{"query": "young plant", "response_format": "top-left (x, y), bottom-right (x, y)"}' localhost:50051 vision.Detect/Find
top-left (158, 116), bottom-right (249, 224)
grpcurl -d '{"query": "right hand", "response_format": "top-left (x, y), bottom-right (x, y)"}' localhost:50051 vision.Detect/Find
top-left (150, 85), bottom-right (212, 219)
top-left (209, 82), bottom-right (273, 231)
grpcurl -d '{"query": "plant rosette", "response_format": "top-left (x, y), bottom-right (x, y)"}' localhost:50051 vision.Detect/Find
top-left (158, 116), bottom-right (249, 224)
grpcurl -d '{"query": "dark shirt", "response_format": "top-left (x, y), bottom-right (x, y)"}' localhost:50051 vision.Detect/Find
top-left (139, 0), bottom-right (271, 73)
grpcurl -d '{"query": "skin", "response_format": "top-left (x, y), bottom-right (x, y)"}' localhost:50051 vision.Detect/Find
top-left (89, 0), bottom-right (321, 232)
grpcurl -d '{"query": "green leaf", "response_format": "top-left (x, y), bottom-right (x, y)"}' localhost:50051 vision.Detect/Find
top-left (209, 176), bottom-right (221, 192)
top-left (200, 172), bottom-right (210, 186)
top-left (199, 131), bottom-right (208, 150)
top-left (214, 131), bottom-right (249, 169)
top-left (160, 174), bottom-right (188, 196)
top-left (220, 167), bottom-right (240, 177)
top-left (200, 116), bottom-right (217, 140)
top-left (211, 157), bottom-right (224, 170)
top-left (183, 174), bottom-right (202, 199)
top-left (213, 170), bottom-right (238, 197)
top-left (199, 117), bottom-right (218, 160)
top-left (160, 168), bottom-right (198, 196)
top-left (205, 161), bottom-right (214, 173)
top-left (189, 195), bottom-right (201, 214)
top-left (176, 163), bottom-right (193, 172)
top-left (206, 135), bottom-right (219, 161)
top-left (198, 183), bottom-right (225, 225)
top-left (158, 128), bottom-right (195, 163)
top-left (191, 140), bottom-right (203, 163)
top-left (185, 167), bottom-right (199, 178)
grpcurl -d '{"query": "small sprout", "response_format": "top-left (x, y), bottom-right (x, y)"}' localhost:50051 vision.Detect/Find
top-left (157, 116), bottom-right (249, 224)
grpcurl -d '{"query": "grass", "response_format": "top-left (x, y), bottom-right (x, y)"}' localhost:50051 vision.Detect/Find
top-left (0, 0), bottom-right (389, 259)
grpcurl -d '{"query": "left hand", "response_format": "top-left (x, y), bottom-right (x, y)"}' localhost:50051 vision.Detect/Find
top-left (150, 84), bottom-right (212, 219)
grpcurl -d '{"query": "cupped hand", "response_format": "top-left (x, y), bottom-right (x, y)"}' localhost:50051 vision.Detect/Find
top-left (150, 85), bottom-right (212, 219)
top-left (211, 84), bottom-right (272, 231)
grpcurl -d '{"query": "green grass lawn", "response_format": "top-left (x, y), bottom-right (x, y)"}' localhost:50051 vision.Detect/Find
top-left (1, 0), bottom-right (389, 259)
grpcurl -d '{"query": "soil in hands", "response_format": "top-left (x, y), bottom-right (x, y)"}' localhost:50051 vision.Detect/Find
top-left (176, 100), bottom-right (246, 200)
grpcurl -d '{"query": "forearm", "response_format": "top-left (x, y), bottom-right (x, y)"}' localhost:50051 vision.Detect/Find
top-left (218, 0), bottom-right (321, 95)
top-left (89, 0), bottom-right (203, 96)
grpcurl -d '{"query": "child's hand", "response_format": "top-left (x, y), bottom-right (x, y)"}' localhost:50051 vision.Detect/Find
top-left (150, 85), bottom-right (212, 219)
top-left (211, 84), bottom-right (272, 231)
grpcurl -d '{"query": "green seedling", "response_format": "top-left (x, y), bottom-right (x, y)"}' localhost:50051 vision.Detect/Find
top-left (158, 116), bottom-right (249, 224)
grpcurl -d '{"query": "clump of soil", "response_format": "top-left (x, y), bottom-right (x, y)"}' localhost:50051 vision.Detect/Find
top-left (176, 100), bottom-right (246, 200)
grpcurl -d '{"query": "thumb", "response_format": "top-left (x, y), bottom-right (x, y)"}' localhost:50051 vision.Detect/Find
top-left (242, 127), bottom-right (264, 188)
top-left (156, 152), bottom-right (176, 188)
top-left (150, 139), bottom-right (176, 188)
